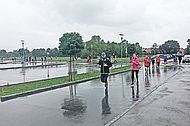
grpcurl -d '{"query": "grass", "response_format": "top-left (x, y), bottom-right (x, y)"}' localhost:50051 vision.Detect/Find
top-left (3, 56), bottom-right (145, 63)
top-left (0, 65), bottom-right (133, 98)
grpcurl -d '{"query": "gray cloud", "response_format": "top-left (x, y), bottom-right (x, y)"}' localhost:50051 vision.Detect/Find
top-left (0, 0), bottom-right (190, 51)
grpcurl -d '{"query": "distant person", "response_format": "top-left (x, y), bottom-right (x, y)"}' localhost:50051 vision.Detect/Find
top-left (29, 57), bottom-right (31, 62)
top-left (177, 51), bottom-right (183, 64)
top-left (41, 56), bottom-right (43, 62)
top-left (98, 52), bottom-right (112, 94)
top-left (44, 56), bottom-right (47, 62)
top-left (87, 56), bottom-right (90, 63)
top-left (151, 56), bottom-right (155, 67)
top-left (114, 55), bottom-right (117, 63)
top-left (130, 56), bottom-right (132, 60)
top-left (156, 56), bottom-right (161, 67)
top-left (163, 54), bottom-right (167, 65)
top-left (131, 54), bottom-right (140, 98)
top-left (75, 56), bottom-right (78, 61)
top-left (143, 55), bottom-right (151, 73)
top-left (51, 56), bottom-right (53, 62)
top-left (173, 54), bottom-right (177, 63)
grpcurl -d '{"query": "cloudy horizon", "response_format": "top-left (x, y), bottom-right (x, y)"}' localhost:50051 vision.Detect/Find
top-left (0, 0), bottom-right (190, 51)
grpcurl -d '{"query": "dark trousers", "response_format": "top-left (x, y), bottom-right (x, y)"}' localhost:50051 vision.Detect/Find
top-left (157, 62), bottom-right (160, 67)
top-left (132, 70), bottom-right (139, 83)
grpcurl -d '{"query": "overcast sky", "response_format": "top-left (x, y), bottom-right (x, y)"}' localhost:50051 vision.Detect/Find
top-left (0, 0), bottom-right (190, 51)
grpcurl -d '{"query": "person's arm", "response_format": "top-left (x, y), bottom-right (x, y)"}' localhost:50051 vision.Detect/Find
top-left (106, 59), bottom-right (112, 68)
top-left (134, 58), bottom-right (139, 65)
top-left (98, 59), bottom-right (101, 68)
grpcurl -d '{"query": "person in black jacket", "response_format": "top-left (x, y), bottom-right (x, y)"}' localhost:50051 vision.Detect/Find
top-left (98, 52), bottom-right (112, 94)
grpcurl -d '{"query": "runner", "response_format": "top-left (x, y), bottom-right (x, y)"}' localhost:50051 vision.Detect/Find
top-left (98, 52), bottom-right (112, 94)
top-left (131, 54), bottom-right (140, 98)
top-left (151, 56), bottom-right (155, 67)
top-left (163, 54), bottom-right (167, 65)
top-left (114, 55), bottom-right (117, 63)
top-left (143, 55), bottom-right (151, 73)
top-left (156, 56), bottom-right (161, 67)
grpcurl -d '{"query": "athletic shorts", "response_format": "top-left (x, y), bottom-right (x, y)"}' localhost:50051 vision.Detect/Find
top-left (164, 60), bottom-right (167, 63)
top-left (101, 73), bottom-right (109, 83)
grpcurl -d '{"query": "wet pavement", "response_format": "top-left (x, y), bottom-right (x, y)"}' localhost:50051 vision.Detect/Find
top-left (0, 64), bottom-right (180, 126)
top-left (0, 63), bottom-right (126, 86)
top-left (110, 64), bottom-right (190, 126)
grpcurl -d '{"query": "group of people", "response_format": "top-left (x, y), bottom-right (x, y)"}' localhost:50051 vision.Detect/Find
top-left (97, 52), bottom-right (184, 98)
top-left (143, 55), bottom-right (161, 72)
top-left (98, 52), bottom-right (140, 97)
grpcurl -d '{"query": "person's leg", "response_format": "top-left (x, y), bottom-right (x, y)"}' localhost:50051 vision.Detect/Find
top-left (132, 70), bottom-right (135, 83)
top-left (131, 70), bottom-right (135, 89)
top-left (136, 70), bottom-right (139, 97)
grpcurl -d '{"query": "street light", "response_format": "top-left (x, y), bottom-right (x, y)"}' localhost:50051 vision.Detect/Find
top-left (91, 44), bottom-right (93, 63)
top-left (21, 40), bottom-right (24, 64)
top-left (119, 34), bottom-right (124, 67)
top-left (125, 40), bottom-right (128, 64)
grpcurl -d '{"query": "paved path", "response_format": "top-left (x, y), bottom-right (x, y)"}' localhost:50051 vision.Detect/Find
top-left (109, 65), bottom-right (190, 126)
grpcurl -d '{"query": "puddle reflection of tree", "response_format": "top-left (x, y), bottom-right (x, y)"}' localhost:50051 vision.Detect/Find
top-left (102, 94), bottom-right (111, 115)
top-left (61, 85), bottom-right (87, 117)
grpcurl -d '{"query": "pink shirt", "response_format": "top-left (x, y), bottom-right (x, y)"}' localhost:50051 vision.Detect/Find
top-left (131, 58), bottom-right (139, 70)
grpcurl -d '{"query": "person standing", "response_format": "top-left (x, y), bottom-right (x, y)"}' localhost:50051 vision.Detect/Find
top-left (156, 56), bottom-right (161, 67)
top-left (98, 52), bottom-right (112, 94)
top-left (163, 54), bottom-right (167, 65)
top-left (131, 54), bottom-right (140, 98)
top-left (151, 56), bottom-right (155, 67)
top-left (143, 55), bottom-right (151, 73)
top-left (177, 51), bottom-right (183, 64)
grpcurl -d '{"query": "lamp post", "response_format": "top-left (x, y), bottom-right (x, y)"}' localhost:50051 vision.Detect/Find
top-left (126, 40), bottom-right (128, 64)
top-left (21, 40), bottom-right (25, 64)
top-left (91, 44), bottom-right (93, 63)
top-left (119, 34), bottom-right (124, 67)
top-left (47, 51), bottom-right (50, 78)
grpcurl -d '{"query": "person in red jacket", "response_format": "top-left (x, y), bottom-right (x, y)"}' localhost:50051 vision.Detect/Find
top-left (131, 53), bottom-right (140, 98)
top-left (156, 56), bottom-right (161, 67)
top-left (143, 55), bottom-right (151, 72)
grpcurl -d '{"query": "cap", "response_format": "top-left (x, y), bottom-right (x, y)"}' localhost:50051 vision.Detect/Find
top-left (101, 52), bottom-right (106, 55)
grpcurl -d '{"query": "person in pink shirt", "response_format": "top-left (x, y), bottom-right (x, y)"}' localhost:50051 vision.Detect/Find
top-left (131, 53), bottom-right (140, 98)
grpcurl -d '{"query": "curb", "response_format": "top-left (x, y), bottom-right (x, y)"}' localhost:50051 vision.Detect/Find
top-left (105, 67), bottom-right (181, 126)
top-left (1, 69), bottom-right (132, 102)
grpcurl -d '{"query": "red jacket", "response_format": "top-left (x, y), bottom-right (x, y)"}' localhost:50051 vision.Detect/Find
top-left (143, 57), bottom-right (151, 66)
top-left (156, 56), bottom-right (161, 62)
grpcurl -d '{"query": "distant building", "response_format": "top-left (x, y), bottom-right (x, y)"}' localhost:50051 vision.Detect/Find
top-left (143, 48), bottom-right (152, 53)
top-left (179, 48), bottom-right (184, 52)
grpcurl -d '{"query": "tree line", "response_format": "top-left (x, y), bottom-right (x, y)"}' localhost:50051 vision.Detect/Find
top-left (0, 32), bottom-right (189, 59)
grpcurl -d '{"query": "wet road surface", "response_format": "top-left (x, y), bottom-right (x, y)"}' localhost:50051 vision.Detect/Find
top-left (111, 65), bottom-right (190, 126)
top-left (0, 65), bottom-right (179, 126)
top-left (0, 63), bottom-right (126, 86)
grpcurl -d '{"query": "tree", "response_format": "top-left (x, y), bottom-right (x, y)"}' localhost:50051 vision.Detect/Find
top-left (49, 48), bottom-right (60, 57)
top-left (59, 32), bottom-right (84, 56)
top-left (152, 43), bottom-right (159, 54)
top-left (31, 48), bottom-right (46, 57)
top-left (0, 49), bottom-right (7, 58)
top-left (185, 39), bottom-right (190, 54)
top-left (160, 40), bottom-right (180, 54)
top-left (127, 44), bottom-right (136, 55)
top-left (18, 48), bottom-right (30, 57)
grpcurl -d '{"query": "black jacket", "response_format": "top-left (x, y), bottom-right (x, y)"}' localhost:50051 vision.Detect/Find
top-left (98, 58), bottom-right (112, 73)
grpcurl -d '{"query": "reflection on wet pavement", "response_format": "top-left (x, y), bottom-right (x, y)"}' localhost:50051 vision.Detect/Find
top-left (0, 65), bottom-right (179, 126)
top-left (0, 63), bottom-right (127, 86)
